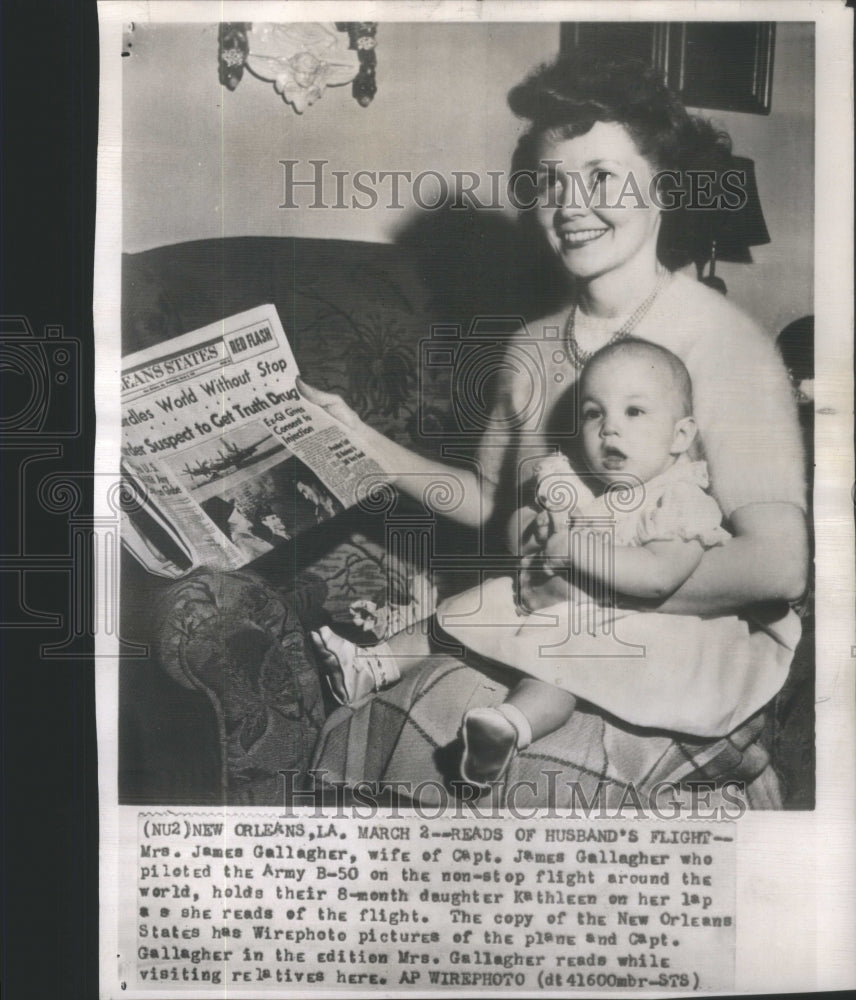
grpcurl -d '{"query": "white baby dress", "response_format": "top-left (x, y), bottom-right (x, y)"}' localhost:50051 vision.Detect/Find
top-left (436, 458), bottom-right (796, 737)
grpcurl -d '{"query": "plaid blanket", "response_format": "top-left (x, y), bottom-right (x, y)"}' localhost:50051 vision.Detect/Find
top-left (154, 566), bottom-right (781, 810)
top-left (311, 653), bottom-right (781, 810)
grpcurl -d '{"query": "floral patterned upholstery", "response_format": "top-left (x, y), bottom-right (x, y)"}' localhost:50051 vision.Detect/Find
top-left (123, 237), bottom-right (464, 801)
top-left (156, 569), bottom-right (325, 804)
top-left (122, 235), bottom-right (812, 808)
top-left (122, 236), bottom-right (456, 451)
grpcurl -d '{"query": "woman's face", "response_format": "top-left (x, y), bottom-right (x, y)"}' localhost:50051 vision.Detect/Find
top-left (534, 121), bottom-right (662, 284)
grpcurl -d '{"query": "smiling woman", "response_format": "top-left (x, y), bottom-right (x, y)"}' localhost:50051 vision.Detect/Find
top-left (534, 122), bottom-right (664, 290)
top-left (294, 52), bottom-right (808, 806)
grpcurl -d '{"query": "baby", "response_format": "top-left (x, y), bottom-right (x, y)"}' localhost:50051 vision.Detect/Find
top-left (313, 339), bottom-right (731, 787)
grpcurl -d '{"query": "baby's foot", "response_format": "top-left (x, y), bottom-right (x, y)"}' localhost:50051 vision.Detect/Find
top-left (460, 708), bottom-right (519, 787)
top-left (310, 626), bottom-right (399, 706)
top-left (311, 626), bottom-right (374, 705)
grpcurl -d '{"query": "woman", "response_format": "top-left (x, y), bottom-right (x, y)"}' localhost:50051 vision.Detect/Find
top-left (300, 55), bottom-right (808, 806)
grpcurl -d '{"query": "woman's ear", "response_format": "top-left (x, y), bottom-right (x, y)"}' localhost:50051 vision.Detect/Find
top-left (670, 415), bottom-right (697, 455)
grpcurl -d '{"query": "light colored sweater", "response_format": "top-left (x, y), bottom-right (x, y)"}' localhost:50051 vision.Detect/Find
top-left (478, 272), bottom-right (805, 521)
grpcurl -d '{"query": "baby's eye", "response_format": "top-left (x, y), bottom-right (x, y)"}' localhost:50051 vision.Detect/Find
top-left (582, 407), bottom-right (601, 421)
top-left (626, 406), bottom-right (644, 417)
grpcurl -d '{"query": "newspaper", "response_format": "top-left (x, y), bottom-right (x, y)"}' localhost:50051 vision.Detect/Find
top-left (95, 3), bottom-right (855, 999)
top-left (121, 304), bottom-right (386, 576)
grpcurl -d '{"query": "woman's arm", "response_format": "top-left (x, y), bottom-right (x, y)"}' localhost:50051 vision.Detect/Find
top-left (296, 379), bottom-right (491, 528)
top-left (666, 319), bottom-right (809, 615)
top-left (544, 531), bottom-right (706, 603)
top-left (518, 500), bottom-right (808, 614)
top-left (652, 501), bottom-right (809, 615)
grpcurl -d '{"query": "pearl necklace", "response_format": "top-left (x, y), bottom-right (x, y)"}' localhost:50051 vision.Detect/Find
top-left (564, 269), bottom-right (671, 371)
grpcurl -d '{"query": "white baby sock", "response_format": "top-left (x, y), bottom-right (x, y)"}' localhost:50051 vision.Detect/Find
top-left (493, 702), bottom-right (533, 750)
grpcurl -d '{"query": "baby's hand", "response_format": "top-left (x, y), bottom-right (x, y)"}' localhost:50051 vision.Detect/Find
top-left (514, 503), bottom-right (548, 557)
top-left (533, 508), bottom-right (553, 546)
top-left (536, 513), bottom-right (622, 586)
top-left (533, 453), bottom-right (575, 510)
top-left (519, 505), bottom-right (571, 560)
top-left (516, 554), bottom-right (566, 611)
top-left (536, 506), bottom-right (589, 570)
top-left (516, 552), bottom-right (588, 612)
top-left (541, 521), bottom-right (572, 569)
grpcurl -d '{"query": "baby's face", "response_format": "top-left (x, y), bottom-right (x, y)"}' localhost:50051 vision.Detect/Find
top-left (580, 354), bottom-right (692, 485)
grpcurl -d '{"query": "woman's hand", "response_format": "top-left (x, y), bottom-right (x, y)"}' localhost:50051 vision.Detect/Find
top-left (296, 378), bottom-right (362, 430)
top-left (298, 377), bottom-right (491, 529)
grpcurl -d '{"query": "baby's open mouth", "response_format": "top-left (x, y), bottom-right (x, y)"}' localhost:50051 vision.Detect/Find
top-left (601, 446), bottom-right (626, 469)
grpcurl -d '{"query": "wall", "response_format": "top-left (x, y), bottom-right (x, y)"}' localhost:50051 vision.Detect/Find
top-left (123, 21), bottom-right (813, 336)
top-left (693, 22), bottom-right (814, 334)
top-left (123, 22), bottom-right (559, 248)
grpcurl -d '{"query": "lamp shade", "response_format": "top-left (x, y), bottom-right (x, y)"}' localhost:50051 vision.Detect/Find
top-left (712, 155), bottom-right (770, 263)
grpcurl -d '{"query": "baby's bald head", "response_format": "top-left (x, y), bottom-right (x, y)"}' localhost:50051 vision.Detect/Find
top-left (581, 338), bottom-right (693, 420)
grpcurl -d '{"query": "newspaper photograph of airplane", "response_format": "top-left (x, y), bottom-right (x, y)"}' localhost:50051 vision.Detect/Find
top-left (163, 422), bottom-right (287, 500)
top-left (182, 437), bottom-right (269, 483)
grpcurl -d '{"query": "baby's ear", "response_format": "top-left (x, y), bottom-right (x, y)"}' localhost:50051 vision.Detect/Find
top-left (671, 415), bottom-right (697, 455)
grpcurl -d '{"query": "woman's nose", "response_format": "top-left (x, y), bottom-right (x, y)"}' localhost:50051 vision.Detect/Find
top-left (551, 176), bottom-right (587, 214)
top-left (554, 188), bottom-right (585, 215)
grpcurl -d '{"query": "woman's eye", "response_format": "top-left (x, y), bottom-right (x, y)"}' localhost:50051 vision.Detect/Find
top-left (537, 170), bottom-right (560, 192)
top-left (592, 170), bottom-right (612, 187)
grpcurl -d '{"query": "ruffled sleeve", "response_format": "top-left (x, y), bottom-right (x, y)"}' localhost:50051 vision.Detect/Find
top-left (635, 479), bottom-right (731, 549)
top-left (533, 452), bottom-right (573, 482)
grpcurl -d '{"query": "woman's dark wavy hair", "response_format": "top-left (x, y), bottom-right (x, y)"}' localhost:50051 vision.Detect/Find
top-left (508, 54), bottom-right (734, 270)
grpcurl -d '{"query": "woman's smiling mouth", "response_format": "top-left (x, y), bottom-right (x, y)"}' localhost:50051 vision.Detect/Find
top-left (559, 228), bottom-right (609, 249)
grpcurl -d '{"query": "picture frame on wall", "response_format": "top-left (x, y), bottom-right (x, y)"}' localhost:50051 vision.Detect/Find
top-left (561, 22), bottom-right (775, 114)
